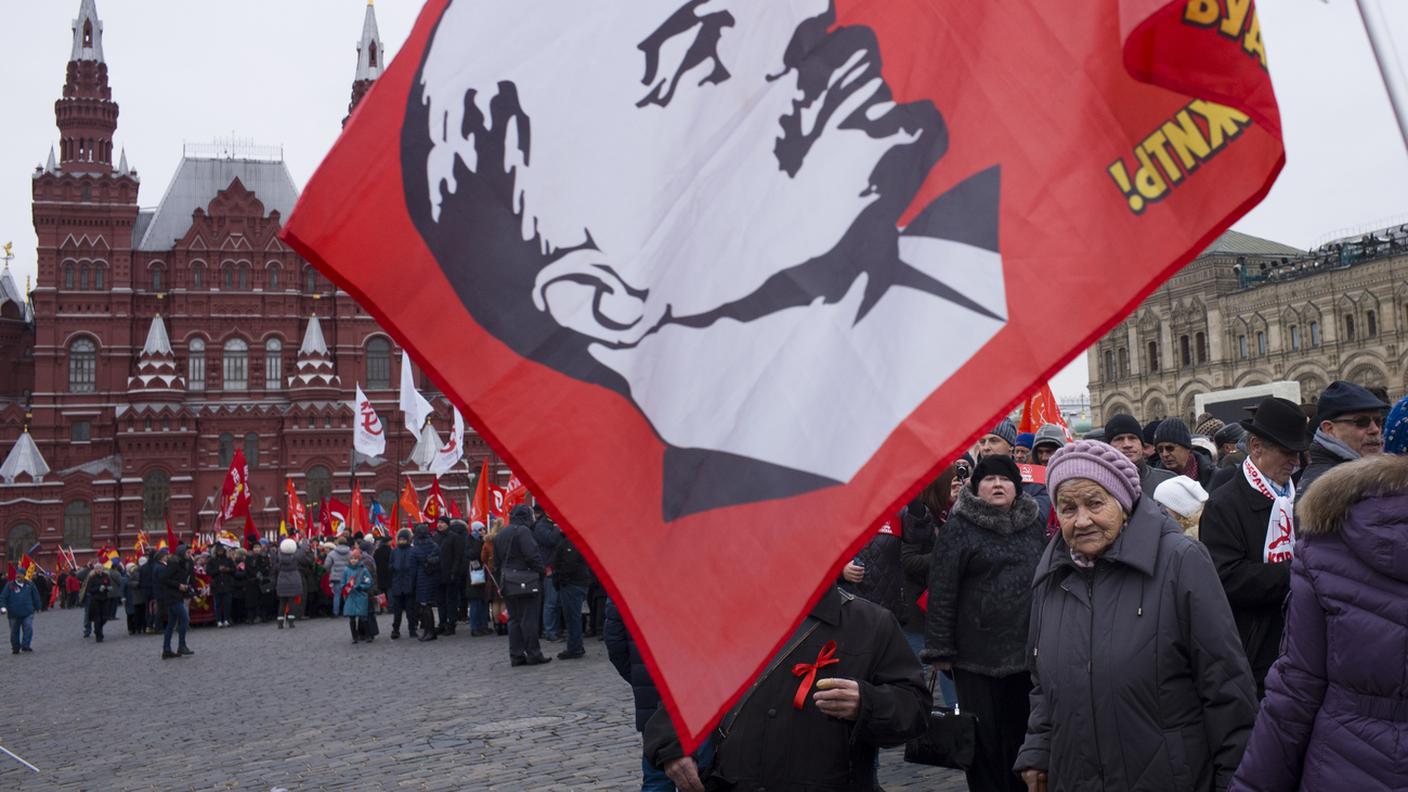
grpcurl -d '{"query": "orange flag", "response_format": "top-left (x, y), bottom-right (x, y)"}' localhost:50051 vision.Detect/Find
top-left (286, 479), bottom-right (309, 536)
top-left (399, 479), bottom-right (424, 524)
top-left (469, 459), bottom-right (491, 523)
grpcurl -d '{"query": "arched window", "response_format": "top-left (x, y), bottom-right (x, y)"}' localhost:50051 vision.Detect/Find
top-left (369, 41), bottom-right (379, 68)
top-left (305, 267), bottom-right (318, 293)
top-left (1290, 325), bottom-right (1301, 352)
top-left (79, 263), bottom-right (90, 289)
top-left (1179, 335), bottom-right (1190, 367)
top-left (64, 263), bottom-right (75, 290)
top-left (305, 465), bottom-right (332, 510)
top-left (218, 433), bottom-right (235, 469)
top-left (244, 432), bottom-right (259, 469)
top-left (94, 265), bottom-right (105, 290)
top-left (1103, 349), bottom-right (1115, 381)
top-left (151, 265), bottom-right (163, 292)
top-left (1238, 334), bottom-right (1248, 359)
top-left (1195, 332), bottom-right (1207, 364)
top-left (1345, 314), bottom-right (1356, 341)
top-left (1256, 330), bottom-right (1266, 356)
top-left (188, 338), bottom-right (206, 391)
top-left (1117, 347), bottom-right (1129, 378)
top-left (224, 266), bottom-right (234, 290)
top-left (69, 337), bottom-right (97, 392)
top-left (192, 264), bottom-right (204, 289)
top-left (223, 338), bottom-right (248, 391)
top-left (238, 264), bottom-right (250, 291)
top-left (1367, 310), bottom-right (1377, 338)
top-left (83, 19), bottom-right (93, 48)
top-left (366, 337), bottom-right (391, 389)
top-left (141, 470), bottom-right (170, 534)
top-left (63, 501), bottom-right (92, 549)
top-left (267, 265), bottom-right (280, 291)
top-left (264, 339), bottom-right (283, 390)
top-left (5, 523), bottom-right (37, 564)
top-left (1310, 321), bottom-right (1322, 347)
top-left (1146, 341), bottom-right (1159, 373)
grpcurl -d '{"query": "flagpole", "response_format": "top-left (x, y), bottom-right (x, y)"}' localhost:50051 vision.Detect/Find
top-left (0, 742), bottom-right (39, 773)
top-left (1358, 0), bottom-right (1408, 154)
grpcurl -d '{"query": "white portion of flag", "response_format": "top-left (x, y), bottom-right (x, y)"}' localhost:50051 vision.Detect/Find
top-left (399, 349), bottom-right (434, 436)
top-left (352, 383), bottom-right (387, 458)
top-left (430, 407), bottom-right (466, 476)
top-left (411, 421), bottom-right (442, 472)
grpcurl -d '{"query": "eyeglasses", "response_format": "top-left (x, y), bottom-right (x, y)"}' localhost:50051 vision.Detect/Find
top-left (1332, 415), bottom-right (1384, 429)
top-left (1155, 444), bottom-right (1181, 454)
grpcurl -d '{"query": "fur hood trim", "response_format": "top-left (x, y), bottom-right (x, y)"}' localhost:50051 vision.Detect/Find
top-left (1297, 454), bottom-right (1408, 536)
top-left (951, 486), bottom-right (1040, 536)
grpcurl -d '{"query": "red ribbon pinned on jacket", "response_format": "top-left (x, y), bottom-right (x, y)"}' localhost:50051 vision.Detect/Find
top-left (792, 640), bottom-right (840, 710)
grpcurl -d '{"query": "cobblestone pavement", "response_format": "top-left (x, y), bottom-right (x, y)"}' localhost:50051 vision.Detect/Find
top-left (0, 608), bottom-right (967, 791)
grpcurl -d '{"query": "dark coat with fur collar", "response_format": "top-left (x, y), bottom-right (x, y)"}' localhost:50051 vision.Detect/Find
top-left (1231, 454), bottom-right (1408, 792)
top-left (924, 487), bottom-right (1045, 676)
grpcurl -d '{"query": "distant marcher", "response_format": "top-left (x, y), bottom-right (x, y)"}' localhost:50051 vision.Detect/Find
top-left (1017, 440), bottom-right (1257, 791)
top-left (388, 529), bottom-right (417, 639)
top-left (550, 534), bottom-right (591, 660)
top-left (1030, 423), bottom-right (1067, 466)
top-left (1154, 476), bottom-right (1210, 539)
top-left (1200, 397), bottom-right (1309, 696)
top-left (438, 518), bottom-right (468, 635)
top-left (531, 505), bottom-right (564, 642)
top-left (410, 523), bottom-right (442, 642)
top-left (273, 538), bottom-right (304, 628)
top-left (82, 563), bottom-right (115, 643)
top-left (208, 544), bottom-right (236, 628)
top-left (1231, 451), bottom-right (1408, 791)
top-left (1105, 414), bottom-right (1177, 498)
top-left (465, 522), bottom-right (491, 636)
top-left (1296, 380), bottom-right (1389, 498)
top-left (496, 505), bottom-right (550, 666)
top-left (161, 544), bottom-right (196, 659)
top-left (1, 574), bottom-right (42, 653)
top-left (124, 562), bottom-right (144, 635)
top-left (1014, 432), bottom-right (1034, 464)
top-left (340, 549), bottom-right (375, 643)
top-left (324, 537), bottom-right (352, 616)
top-left (1209, 423), bottom-right (1249, 492)
top-left (1155, 417), bottom-right (1215, 489)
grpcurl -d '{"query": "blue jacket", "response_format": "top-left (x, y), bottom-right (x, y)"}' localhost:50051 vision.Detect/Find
top-left (389, 543), bottom-right (416, 596)
top-left (410, 528), bottom-right (441, 604)
top-left (1, 580), bottom-right (42, 620)
top-left (339, 564), bottom-right (375, 617)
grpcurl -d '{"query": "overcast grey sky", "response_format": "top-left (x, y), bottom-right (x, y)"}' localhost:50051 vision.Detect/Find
top-left (1, 0), bottom-right (1405, 401)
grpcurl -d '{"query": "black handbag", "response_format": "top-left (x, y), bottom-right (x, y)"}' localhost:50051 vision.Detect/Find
top-left (500, 533), bottom-right (541, 599)
top-left (903, 670), bottom-right (977, 770)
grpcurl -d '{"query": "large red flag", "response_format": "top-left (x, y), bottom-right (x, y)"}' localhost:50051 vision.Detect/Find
top-left (325, 497), bottom-right (350, 534)
top-left (285, 480), bottom-right (309, 536)
top-left (284, 0), bottom-right (1283, 747)
top-left (1018, 382), bottom-right (1073, 442)
top-left (349, 488), bottom-right (369, 536)
top-left (469, 459), bottom-right (491, 524)
top-left (423, 478), bottom-right (448, 521)
top-left (214, 449), bottom-right (252, 533)
top-left (164, 512), bottom-right (178, 551)
top-left (399, 479), bottom-right (423, 524)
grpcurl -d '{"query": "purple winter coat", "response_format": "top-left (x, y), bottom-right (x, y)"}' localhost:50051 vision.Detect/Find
top-left (1231, 453), bottom-right (1408, 791)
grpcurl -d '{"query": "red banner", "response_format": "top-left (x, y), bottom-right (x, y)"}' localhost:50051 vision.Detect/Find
top-left (285, 479), bottom-right (309, 536)
top-left (214, 449), bottom-right (252, 532)
top-left (1018, 382), bottom-right (1072, 441)
top-left (284, 0), bottom-right (1283, 748)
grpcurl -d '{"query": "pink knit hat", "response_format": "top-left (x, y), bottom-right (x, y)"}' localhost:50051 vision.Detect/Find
top-left (1046, 439), bottom-right (1142, 513)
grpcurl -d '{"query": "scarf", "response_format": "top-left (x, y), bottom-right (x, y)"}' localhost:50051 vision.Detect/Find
top-left (1312, 427), bottom-right (1360, 462)
top-left (1182, 450), bottom-right (1200, 482)
top-left (1242, 457), bottom-right (1295, 563)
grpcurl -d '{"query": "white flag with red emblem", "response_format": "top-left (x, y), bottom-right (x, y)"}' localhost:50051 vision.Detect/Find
top-left (429, 407), bottom-right (465, 476)
top-left (352, 383), bottom-right (386, 458)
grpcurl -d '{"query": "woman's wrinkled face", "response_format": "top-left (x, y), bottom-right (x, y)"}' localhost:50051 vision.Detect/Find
top-left (1056, 479), bottom-right (1125, 557)
top-left (976, 474), bottom-right (1016, 508)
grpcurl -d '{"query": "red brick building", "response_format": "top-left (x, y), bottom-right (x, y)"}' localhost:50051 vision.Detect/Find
top-left (0, 1), bottom-right (491, 567)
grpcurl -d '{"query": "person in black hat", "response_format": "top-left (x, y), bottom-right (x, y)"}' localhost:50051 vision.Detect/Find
top-left (1141, 420), bottom-right (1162, 468)
top-left (1199, 397), bottom-right (1309, 695)
top-left (1297, 380), bottom-right (1389, 498)
top-left (1207, 423), bottom-right (1249, 492)
top-left (1104, 413), bottom-right (1176, 499)
top-left (1153, 417), bottom-right (1215, 490)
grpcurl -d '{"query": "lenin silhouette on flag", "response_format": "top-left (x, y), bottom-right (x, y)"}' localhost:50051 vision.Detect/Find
top-left (401, 0), bottom-right (1008, 519)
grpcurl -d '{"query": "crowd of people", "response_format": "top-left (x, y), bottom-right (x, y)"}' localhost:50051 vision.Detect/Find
top-left (6, 379), bottom-right (1408, 791)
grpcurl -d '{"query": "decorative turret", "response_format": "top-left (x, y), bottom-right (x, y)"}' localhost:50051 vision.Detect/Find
top-left (57, 0), bottom-right (120, 174)
top-left (0, 428), bottom-right (51, 485)
top-left (127, 314), bottom-right (185, 397)
top-left (345, 0), bottom-right (384, 126)
top-left (288, 313), bottom-right (341, 394)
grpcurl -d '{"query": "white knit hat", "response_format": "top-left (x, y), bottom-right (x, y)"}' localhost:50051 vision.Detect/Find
top-left (1154, 476), bottom-right (1209, 518)
top-left (279, 538), bottom-right (297, 554)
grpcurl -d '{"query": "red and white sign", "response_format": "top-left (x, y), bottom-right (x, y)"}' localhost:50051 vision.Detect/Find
top-left (285, 0), bottom-right (1283, 748)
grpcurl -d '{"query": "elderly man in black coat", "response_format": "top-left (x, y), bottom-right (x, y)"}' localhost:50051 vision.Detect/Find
top-left (495, 505), bottom-right (550, 666)
top-left (644, 586), bottom-right (928, 791)
top-left (437, 518), bottom-right (468, 636)
top-left (1200, 397), bottom-right (1309, 696)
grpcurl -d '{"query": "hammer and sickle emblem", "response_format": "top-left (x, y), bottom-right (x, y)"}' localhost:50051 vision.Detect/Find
top-left (360, 400), bottom-right (383, 436)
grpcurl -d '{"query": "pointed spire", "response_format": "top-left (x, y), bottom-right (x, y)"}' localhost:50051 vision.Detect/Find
top-left (71, 0), bottom-right (105, 63)
top-left (117, 147), bottom-right (128, 175)
top-left (46, 146), bottom-right (58, 174)
top-left (1, 430), bottom-right (51, 485)
top-left (142, 313), bottom-right (172, 356)
top-left (299, 314), bottom-right (329, 356)
top-left (355, 0), bottom-right (384, 82)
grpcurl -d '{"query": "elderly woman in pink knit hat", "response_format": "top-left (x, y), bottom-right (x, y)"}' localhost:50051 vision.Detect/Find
top-left (1014, 440), bottom-right (1257, 792)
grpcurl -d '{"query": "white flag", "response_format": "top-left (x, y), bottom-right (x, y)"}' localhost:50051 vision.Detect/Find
top-left (411, 421), bottom-right (442, 472)
top-left (352, 383), bottom-right (386, 458)
top-left (431, 407), bottom-right (466, 476)
top-left (399, 349), bottom-right (433, 436)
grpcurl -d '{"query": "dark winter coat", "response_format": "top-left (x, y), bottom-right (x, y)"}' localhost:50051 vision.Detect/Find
top-left (495, 506), bottom-right (545, 583)
top-left (0, 579), bottom-right (42, 620)
top-left (373, 541), bottom-right (392, 594)
top-left (439, 524), bottom-right (468, 585)
top-left (531, 514), bottom-right (562, 566)
top-left (465, 533), bottom-right (487, 600)
top-left (550, 536), bottom-right (591, 589)
top-left (1187, 446), bottom-right (1217, 490)
top-left (323, 544), bottom-right (352, 590)
top-left (604, 598), bottom-right (660, 732)
top-left (897, 504), bottom-right (937, 630)
top-left (844, 515), bottom-right (904, 619)
top-left (139, 557), bottom-right (158, 601)
top-left (1016, 496), bottom-right (1257, 791)
top-left (1293, 439), bottom-right (1352, 502)
top-left (1209, 464), bottom-right (1238, 493)
top-left (208, 552), bottom-right (236, 594)
top-left (273, 549), bottom-right (305, 598)
top-left (247, 551), bottom-right (272, 599)
top-left (389, 542), bottom-right (416, 597)
top-left (924, 488), bottom-right (1045, 677)
top-left (161, 555), bottom-right (195, 606)
top-left (1230, 454), bottom-right (1408, 792)
top-left (1199, 472), bottom-right (1291, 695)
top-left (644, 588), bottom-right (929, 791)
top-left (1138, 459), bottom-right (1179, 499)
top-left (409, 527), bottom-right (441, 604)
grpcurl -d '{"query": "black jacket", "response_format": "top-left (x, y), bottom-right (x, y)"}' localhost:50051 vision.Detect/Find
top-left (464, 533), bottom-right (487, 596)
top-left (604, 599), bottom-right (660, 732)
top-left (161, 555), bottom-right (196, 606)
top-left (1188, 447), bottom-right (1217, 490)
top-left (531, 515), bottom-right (562, 566)
top-left (842, 515), bottom-right (904, 620)
top-left (208, 553), bottom-right (236, 594)
top-left (373, 541), bottom-right (392, 594)
top-left (897, 504), bottom-right (937, 630)
top-left (644, 588), bottom-right (928, 791)
top-left (439, 524), bottom-right (468, 584)
top-left (1295, 440), bottom-right (1351, 501)
top-left (551, 536), bottom-right (591, 589)
top-left (1199, 473), bottom-right (1291, 695)
top-left (495, 506), bottom-right (545, 582)
top-left (924, 488), bottom-right (1046, 677)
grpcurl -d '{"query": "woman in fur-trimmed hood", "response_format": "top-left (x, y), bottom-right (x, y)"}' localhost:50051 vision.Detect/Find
top-left (1231, 452), bottom-right (1408, 792)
